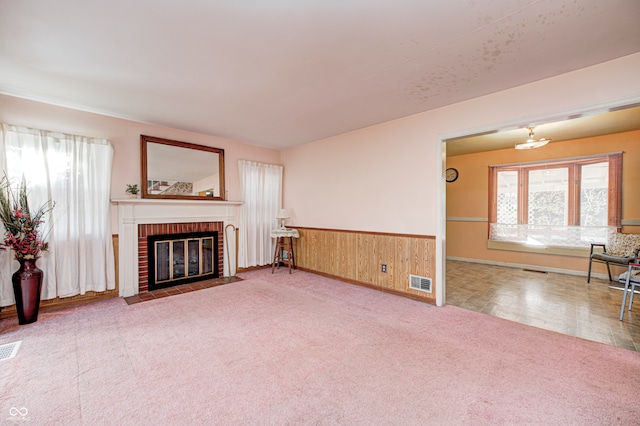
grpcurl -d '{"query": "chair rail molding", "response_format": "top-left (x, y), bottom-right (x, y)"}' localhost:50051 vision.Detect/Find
top-left (446, 217), bottom-right (488, 222)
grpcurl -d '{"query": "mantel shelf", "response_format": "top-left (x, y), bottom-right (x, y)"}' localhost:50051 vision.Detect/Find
top-left (112, 198), bottom-right (243, 206)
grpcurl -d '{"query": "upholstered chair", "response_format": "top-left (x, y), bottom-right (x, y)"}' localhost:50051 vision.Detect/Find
top-left (587, 233), bottom-right (640, 283)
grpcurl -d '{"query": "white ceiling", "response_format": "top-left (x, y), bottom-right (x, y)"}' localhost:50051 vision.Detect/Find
top-left (147, 142), bottom-right (220, 182)
top-left (446, 104), bottom-right (640, 156)
top-left (1, 0), bottom-right (639, 149)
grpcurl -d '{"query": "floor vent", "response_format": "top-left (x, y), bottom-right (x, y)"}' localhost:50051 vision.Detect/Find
top-left (523, 269), bottom-right (547, 274)
top-left (0, 341), bottom-right (22, 361)
top-left (409, 275), bottom-right (432, 293)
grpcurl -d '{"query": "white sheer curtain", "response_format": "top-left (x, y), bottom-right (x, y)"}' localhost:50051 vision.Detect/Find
top-left (0, 124), bottom-right (115, 306)
top-left (238, 160), bottom-right (283, 268)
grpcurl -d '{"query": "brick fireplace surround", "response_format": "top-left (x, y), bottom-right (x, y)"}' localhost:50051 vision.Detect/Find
top-left (138, 222), bottom-right (224, 292)
top-left (114, 199), bottom-right (241, 297)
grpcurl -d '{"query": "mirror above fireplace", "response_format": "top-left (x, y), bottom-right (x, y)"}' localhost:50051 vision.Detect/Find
top-left (140, 135), bottom-right (226, 200)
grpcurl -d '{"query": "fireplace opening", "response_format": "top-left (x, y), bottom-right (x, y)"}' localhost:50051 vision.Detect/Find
top-left (147, 231), bottom-right (219, 290)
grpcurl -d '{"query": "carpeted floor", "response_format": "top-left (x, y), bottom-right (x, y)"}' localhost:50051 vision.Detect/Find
top-left (1, 269), bottom-right (639, 425)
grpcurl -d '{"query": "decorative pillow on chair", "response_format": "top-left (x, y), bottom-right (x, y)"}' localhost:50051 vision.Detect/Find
top-left (618, 267), bottom-right (640, 283)
top-left (607, 233), bottom-right (640, 258)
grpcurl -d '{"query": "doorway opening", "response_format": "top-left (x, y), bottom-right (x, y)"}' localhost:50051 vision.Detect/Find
top-left (440, 102), bottom-right (640, 351)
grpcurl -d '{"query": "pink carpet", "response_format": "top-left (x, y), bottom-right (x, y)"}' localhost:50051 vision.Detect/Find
top-left (0, 269), bottom-right (639, 425)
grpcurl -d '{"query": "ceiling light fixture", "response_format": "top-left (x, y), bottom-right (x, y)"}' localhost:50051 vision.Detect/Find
top-left (514, 127), bottom-right (551, 150)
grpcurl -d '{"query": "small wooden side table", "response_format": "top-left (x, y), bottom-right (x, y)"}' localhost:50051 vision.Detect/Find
top-left (271, 228), bottom-right (299, 274)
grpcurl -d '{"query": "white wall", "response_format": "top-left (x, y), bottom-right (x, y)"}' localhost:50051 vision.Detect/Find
top-left (2, 52), bottom-right (639, 258)
top-left (193, 173), bottom-right (220, 196)
top-left (0, 94), bottom-right (282, 231)
top-left (281, 53), bottom-right (640, 236)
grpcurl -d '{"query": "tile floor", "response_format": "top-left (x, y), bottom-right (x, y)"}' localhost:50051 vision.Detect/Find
top-left (446, 260), bottom-right (640, 352)
top-left (124, 276), bottom-right (242, 305)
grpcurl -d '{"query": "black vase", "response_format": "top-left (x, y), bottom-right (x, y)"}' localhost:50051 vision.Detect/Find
top-left (12, 258), bottom-right (43, 325)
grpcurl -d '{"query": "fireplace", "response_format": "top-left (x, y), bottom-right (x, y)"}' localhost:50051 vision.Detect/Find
top-left (138, 222), bottom-right (224, 292)
top-left (114, 198), bottom-right (240, 297)
top-left (148, 231), bottom-right (219, 290)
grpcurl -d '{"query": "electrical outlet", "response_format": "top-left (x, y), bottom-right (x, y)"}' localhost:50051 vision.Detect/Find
top-left (381, 264), bottom-right (387, 273)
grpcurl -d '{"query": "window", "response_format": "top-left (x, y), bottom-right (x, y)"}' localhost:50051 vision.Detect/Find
top-left (237, 160), bottom-right (283, 268)
top-left (0, 124), bottom-right (115, 306)
top-left (489, 153), bottom-right (621, 247)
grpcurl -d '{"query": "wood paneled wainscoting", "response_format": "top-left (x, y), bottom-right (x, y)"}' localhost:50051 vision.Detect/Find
top-left (292, 227), bottom-right (436, 303)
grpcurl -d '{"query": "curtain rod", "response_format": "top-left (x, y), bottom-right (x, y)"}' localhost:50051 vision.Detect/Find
top-left (489, 151), bottom-right (623, 168)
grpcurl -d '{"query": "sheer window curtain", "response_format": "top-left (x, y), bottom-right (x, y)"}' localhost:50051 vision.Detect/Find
top-left (238, 160), bottom-right (283, 268)
top-left (0, 124), bottom-right (115, 307)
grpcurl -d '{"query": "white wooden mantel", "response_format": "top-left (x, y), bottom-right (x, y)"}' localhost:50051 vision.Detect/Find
top-left (112, 198), bottom-right (242, 297)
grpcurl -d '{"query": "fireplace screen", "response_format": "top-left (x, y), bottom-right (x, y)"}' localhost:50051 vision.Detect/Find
top-left (148, 232), bottom-right (218, 290)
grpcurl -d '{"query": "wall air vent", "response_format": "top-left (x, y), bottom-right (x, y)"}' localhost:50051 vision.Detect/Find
top-left (409, 275), bottom-right (432, 293)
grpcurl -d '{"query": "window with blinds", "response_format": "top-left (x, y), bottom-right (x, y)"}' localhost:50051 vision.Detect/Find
top-left (488, 153), bottom-right (622, 247)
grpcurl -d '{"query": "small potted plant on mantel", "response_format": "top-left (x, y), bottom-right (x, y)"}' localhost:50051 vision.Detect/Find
top-left (125, 184), bottom-right (139, 199)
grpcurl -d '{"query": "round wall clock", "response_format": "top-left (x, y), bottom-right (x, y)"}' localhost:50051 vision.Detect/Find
top-left (445, 168), bottom-right (459, 182)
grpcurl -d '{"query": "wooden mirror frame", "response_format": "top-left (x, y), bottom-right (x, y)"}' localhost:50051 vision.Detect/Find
top-left (140, 135), bottom-right (226, 201)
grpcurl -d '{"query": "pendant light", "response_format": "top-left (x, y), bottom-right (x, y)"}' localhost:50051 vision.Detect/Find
top-left (515, 127), bottom-right (551, 150)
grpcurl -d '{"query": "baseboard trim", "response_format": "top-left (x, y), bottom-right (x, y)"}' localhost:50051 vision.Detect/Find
top-left (237, 265), bottom-right (271, 273)
top-left (296, 266), bottom-right (436, 305)
top-left (446, 256), bottom-right (614, 280)
top-left (0, 291), bottom-right (118, 320)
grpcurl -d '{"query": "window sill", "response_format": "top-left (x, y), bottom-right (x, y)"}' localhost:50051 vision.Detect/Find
top-left (487, 240), bottom-right (590, 258)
